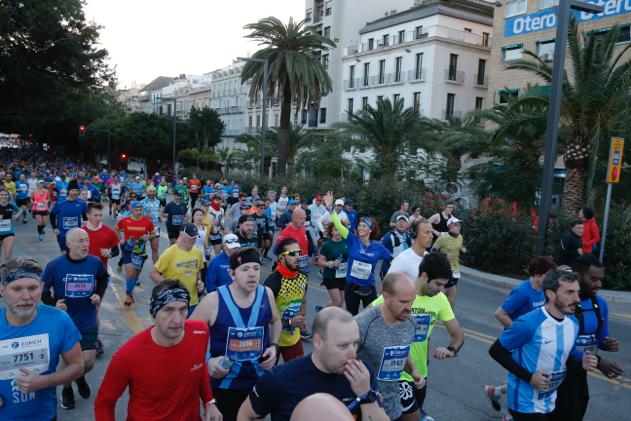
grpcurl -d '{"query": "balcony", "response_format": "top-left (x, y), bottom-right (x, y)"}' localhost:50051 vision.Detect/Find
top-left (444, 69), bottom-right (465, 84)
top-left (215, 106), bottom-right (246, 115)
top-left (223, 129), bottom-right (246, 137)
top-left (474, 74), bottom-right (489, 88)
top-left (343, 79), bottom-right (360, 90)
top-left (313, 8), bottom-right (324, 23)
top-left (407, 68), bottom-right (427, 82)
top-left (442, 110), bottom-right (463, 120)
top-left (340, 112), bottom-right (355, 122)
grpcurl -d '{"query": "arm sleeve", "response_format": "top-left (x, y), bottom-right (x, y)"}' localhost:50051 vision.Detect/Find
top-left (95, 265), bottom-right (109, 299)
top-left (306, 230), bottom-right (315, 256)
top-left (489, 339), bottom-right (533, 384)
top-left (49, 207), bottom-right (57, 228)
top-left (94, 350), bottom-right (131, 421)
top-left (205, 259), bottom-right (219, 293)
top-left (597, 298), bottom-right (610, 349)
top-left (330, 211), bottom-right (349, 239)
top-left (41, 264), bottom-right (55, 306)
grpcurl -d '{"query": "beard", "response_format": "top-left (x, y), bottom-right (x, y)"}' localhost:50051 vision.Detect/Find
top-left (9, 302), bottom-right (36, 319)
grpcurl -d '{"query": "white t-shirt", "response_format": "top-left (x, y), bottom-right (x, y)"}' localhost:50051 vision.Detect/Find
top-left (387, 248), bottom-right (427, 280)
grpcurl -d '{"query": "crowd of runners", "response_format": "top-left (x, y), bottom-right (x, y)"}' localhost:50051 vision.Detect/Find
top-left (0, 157), bottom-right (624, 421)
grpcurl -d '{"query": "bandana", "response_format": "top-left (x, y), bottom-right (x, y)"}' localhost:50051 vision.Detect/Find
top-left (3, 269), bottom-right (42, 285)
top-left (229, 248), bottom-right (262, 270)
top-left (360, 217), bottom-right (373, 229)
top-left (277, 261), bottom-right (299, 279)
top-left (149, 287), bottom-right (190, 318)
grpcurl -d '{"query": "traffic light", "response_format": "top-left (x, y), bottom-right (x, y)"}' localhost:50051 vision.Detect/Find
top-left (79, 125), bottom-right (86, 137)
top-left (120, 153), bottom-right (127, 159)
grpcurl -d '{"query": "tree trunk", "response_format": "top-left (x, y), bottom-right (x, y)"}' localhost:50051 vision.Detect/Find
top-left (561, 167), bottom-right (585, 218)
top-left (276, 83), bottom-right (292, 177)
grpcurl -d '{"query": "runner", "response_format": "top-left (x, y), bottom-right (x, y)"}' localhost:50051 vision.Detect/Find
top-left (41, 228), bottom-right (109, 410)
top-left (209, 195), bottom-right (226, 255)
top-left (324, 192), bottom-right (392, 315)
top-left (485, 256), bottom-right (557, 417)
top-left (4, 174), bottom-right (16, 199)
top-left (355, 272), bottom-right (424, 421)
top-left (237, 307), bottom-right (388, 421)
top-left (141, 185), bottom-right (162, 264)
top-left (191, 248), bottom-right (281, 420)
top-left (150, 223), bottom-right (204, 316)
top-left (552, 254), bottom-right (623, 421)
top-left (387, 218), bottom-right (434, 280)
top-left (373, 251), bottom-right (464, 421)
top-left (14, 174), bottom-right (29, 224)
top-left (156, 178), bottom-right (169, 208)
top-left (489, 270), bottom-right (598, 421)
top-left (31, 180), bottom-right (50, 241)
top-left (94, 280), bottom-right (222, 420)
top-left (389, 201), bottom-right (410, 227)
top-left (107, 177), bottom-right (124, 218)
top-left (307, 194), bottom-right (326, 248)
top-left (235, 214), bottom-right (258, 250)
top-left (192, 208), bottom-right (212, 278)
top-left (161, 190), bottom-right (189, 245)
top-left (188, 174), bottom-right (202, 209)
top-left (264, 238), bottom-right (309, 362)
top-left (115, 201), bottom-right (156, 306)
top-left (274, 208), bottom-right (313, 273)
top-left (206, 234), bottom-right (241, 293)
top-left (316, 219), bottom-right (349, 309)
top-left (252, 201), bottom-right (273, 261)
top-left (0, 257), bottom-right (84, 421)
top-left (432, 216), bottom-right (466, 307)
top-left (428, 201), bottom-right (454, 243)
top-left (0, 188), bottom-right (23, 262)
top-left (381, 215), bottom-right (412, 277)
top-left (50, 179), bottom-right (87, 253)
top-left (54, 174), bottom-right (69, 202)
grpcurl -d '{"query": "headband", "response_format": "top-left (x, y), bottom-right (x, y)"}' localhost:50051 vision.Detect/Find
top-left (360, 217), bottom-right (373, 229)
top-left (229, 248), bottom-right (262, 270)
top-left (2, 269), bottom-right (42, 285)
top-left (149, 287), bottom-right (190, 318)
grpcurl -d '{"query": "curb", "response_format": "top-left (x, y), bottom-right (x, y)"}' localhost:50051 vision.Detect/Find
top-left (461, 265), bottom-right (631, 304)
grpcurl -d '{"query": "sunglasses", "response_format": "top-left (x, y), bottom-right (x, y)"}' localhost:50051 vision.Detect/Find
top-left (257, 205), bottom-right (265, 209)
top-left (224, 239), bottom-right (239, 244)
top-left (280, 249), bottom-right (302, 257)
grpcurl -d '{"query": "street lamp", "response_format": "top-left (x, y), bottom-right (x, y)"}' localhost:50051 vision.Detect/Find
top-left (536, 0), bottom-right (603, 256)
top-left (159, 96), bottom-right (178, 177)
top-left (81, 123), bottom-right (113, 170)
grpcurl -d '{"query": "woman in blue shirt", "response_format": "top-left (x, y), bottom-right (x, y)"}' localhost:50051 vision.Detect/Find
top-left (324, 191), bottom-right (391, 315)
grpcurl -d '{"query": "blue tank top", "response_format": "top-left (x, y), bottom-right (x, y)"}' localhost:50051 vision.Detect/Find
top-left (211, 285), bottom-right (272, 390)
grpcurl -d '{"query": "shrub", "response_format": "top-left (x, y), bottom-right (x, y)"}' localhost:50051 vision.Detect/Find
top-left (601, 203), bottom-right (631, 290)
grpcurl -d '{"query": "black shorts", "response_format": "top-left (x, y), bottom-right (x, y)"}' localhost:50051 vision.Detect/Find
top-left (159, 198), bottom-right (166, 207)
top-left (445, 276), bottom-right (460, 288)
top-left (110, 198), bottom-right (121, 205)
top-left (80, 329), bottom-right (99, 350)
top-left (0, 233), bottom-right (15, 242)
top-left (210, 237), bottom-right (222, 246)
top-left (32, 210), bottom-right (49, 216)
top-left (166, 226), bottom-right (180, 240)
top-left (322, 277), bottom-right (346, 291)
top-left (16, 198), bottom-right (29, 207)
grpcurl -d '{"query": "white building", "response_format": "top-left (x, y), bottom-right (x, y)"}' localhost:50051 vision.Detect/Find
top-left (340, 0), bottom-right (493, 121)
top-left (209, 62), bottom-right (250, 150)
top-left (304, 0), bottom-right (415, 129)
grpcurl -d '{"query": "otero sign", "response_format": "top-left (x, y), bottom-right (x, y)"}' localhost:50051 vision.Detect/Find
top-left (504, 0), bottom-right (631, 37)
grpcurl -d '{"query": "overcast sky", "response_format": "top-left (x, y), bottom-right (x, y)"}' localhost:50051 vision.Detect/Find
top-left (84, 0), bottom-right (305, 89)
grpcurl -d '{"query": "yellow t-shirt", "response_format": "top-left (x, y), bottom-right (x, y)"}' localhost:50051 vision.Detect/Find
top-left (372, 292), bottom-right (454, 378)
top-left (4, 181), bottom-right (16, 197)
top-left (433, 233), bottom-right (463, 273)
top-left (155, 244), bottom-right (204, 305)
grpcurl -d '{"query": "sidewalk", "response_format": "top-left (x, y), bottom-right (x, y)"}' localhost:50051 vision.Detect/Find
top-left (461, 265), bottom-right (631, 303)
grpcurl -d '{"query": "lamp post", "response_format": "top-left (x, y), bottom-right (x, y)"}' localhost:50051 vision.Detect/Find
top-left (535, 0), bottom-right (603, 256)
top-left (238, 57), bottom-right (268, 179)
top-left (159, 96), bottom-right (178, 176)
top-left (83, 123), bottom-right (112, 170)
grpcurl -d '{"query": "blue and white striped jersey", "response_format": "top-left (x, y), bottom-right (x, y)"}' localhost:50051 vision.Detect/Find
top-left (499, 306), bottom-right (579, 414)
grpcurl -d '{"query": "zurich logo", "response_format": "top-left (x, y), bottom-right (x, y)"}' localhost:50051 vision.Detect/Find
top-left (11, 342), bottom-right (19, 349)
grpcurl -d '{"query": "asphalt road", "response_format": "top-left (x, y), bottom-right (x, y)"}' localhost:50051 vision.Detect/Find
top-left (4, 209), bottom-right (630, 421)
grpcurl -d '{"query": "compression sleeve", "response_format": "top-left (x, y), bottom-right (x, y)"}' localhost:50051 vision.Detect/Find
top-left (95, 267), bottom-right (109, 299)
top-left (489, 339), bottom-right (533, 384)
top-left (330, 211), bottom-right (349, 239)
top-left (49, 211), bottom-right (57, 229)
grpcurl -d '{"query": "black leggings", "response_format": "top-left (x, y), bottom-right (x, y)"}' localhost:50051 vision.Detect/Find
top-left (509, 409), bottom-right (552, 421)
top-left (213, 387), bottom-right (250, 421)
top-left (344, 284), bottom-right (376, 316)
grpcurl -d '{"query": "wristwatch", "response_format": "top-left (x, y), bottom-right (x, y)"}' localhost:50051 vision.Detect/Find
top-left (359, 389), bottom-right (379, 405)
top-left (447, 346), bottom-right (458, 356)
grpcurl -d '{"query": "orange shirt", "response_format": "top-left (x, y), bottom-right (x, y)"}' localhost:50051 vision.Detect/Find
top-left (188, 179), bottom-right (202, 193)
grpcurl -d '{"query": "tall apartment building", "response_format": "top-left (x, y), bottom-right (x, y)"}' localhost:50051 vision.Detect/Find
top-left (209, 62), bottom-right (250, 151)
top-left (340, 0), bottom-right (494, 121)
top-left (304, 0), bottom-right (414, 129)
top-left (487, 0), bottom-right (631, 105)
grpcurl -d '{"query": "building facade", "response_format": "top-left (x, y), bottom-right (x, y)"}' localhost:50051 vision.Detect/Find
top-left (341, 0), bottom-right (494, 121)
top-left (487, 0), bottom-right (631, 104)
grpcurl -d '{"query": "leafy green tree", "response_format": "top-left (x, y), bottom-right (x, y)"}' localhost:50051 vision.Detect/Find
top-left (505, 21), bottom-right (631, 215)
top-left (241, 17), bottom-right (335, 176)
top-left (216, 147), bottom-right (240, 176)
top-left (294, 134), bottom-right (350, 179)
top-left (189, 106), bottom-right (225, 150)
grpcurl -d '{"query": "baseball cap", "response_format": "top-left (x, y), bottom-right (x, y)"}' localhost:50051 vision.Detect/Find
top-left (288, 199), bottom-right (297, 205)
top-left (314, 194), bottom-right (322, 200)
top-left (345, 198), bottom-right (353, 206)
top-left (334, 199), bottom-right (344, 206)
top-left (222, 233), bottom-right (241, 249)
top-left (175, 189), bottom-right (185, 197)
top-left (130, 201), bottom-right (143, 209)
top-left (396, 215), bottom-right (409, 222)
top-left (238, 214), bottom-right (255, 225)
top-left (179, 223), bottom-right (200, 238)
top-left (447, 216), bottom-right (462, 228)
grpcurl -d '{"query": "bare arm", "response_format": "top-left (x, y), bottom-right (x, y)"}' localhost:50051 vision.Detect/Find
top-left (149, 266), bottom-right (164, 284)
top-left (237, 397), bottom-right (265, 421)
top-left (267, 287), bottom-right (282, 344)
top-left (494, 306), bottom-right (513, 328)
top-left (444, 318), bottom-right (465, 351)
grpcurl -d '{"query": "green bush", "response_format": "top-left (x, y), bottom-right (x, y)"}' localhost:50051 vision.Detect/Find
top-left (601, 203), bottom-right (631, 290)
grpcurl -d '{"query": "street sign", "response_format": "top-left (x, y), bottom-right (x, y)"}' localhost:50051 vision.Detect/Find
top-left (606, 137), bottom-right (624, 183)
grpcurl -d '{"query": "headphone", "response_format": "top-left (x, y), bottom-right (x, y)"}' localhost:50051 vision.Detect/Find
top-left (410, 218), bottom-right (427, 240)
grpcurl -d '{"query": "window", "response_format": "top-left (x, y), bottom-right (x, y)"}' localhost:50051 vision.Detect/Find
top-left (382, 34), bottom-right (389, 47)
top-left (362, 97), bottom-right (369, 110)
top-left (413, 92), bottom-right (421, 113)
top-left (537, 40), bottom-right (555, 60)
top-left (248, 116), bottom-right (253, 127)
top-left (368, 38), bottom-right (374, 50)
top-left (539, 0), bottom-right (558, 9)
top-left (395, 57), bottom-right (403, 82)
top-left (378, 60), bottom-right (386, 84)
top-left (377, 95), bottom-right (384, 102)
top-left (498, 89), bottom-right (519, 104)
top-left (477, 59), bottom-right (486, 85)
top-left (502, 44), bottom-right (523, 61)
top-left (274, 114), bottom-right (279, 127)
top-left (349, 65), bottom-right (355, 88)
top-left (505, 0), bottom-right (527, 18)
top-left (393, 93), bottom-right (401, 104)
top-left (325, 1), bottom-right (332, 15)
top-left (324, 26), bottom-right (331, 39)
top-left (445, 94), bottom-right (455, 119)
top-left (464, 28), bottom-right (472, 33)
top-left (398, 30), bottom-right (405, 44)
top-left (320, 108), bottom-right (327, 124)
top-left (475, 97), bottom-right (484, 109)
top-left (306, 9), bottom-right (312, 21)
top-left (363, 63), bottom-right (370, 86)
top-left (309, 109), bottom-right (318, 127)
top-left (415, 53), bottom-right (424, 79)
top-left (448, 54), bottom-right (458, 80)
top-left (322, 54), bottom-right (329, 69)
top-left (301, 109), bottom-right (308, 124)
top-left (588, 26), bottom-right (631, 44)
top-left (415, 26), bottom-right (425, 40)
top-left (482, 32), bottom-right (490, 47)
top-left (347, 98), bottom-right (354, 119)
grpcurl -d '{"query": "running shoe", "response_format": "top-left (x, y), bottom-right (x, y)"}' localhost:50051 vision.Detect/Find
top-left (75, 376), bottom-right (91, 399)
top-left (124, 294), bottom-right (134, 306)
top-left (95, 339), bottom-right (104, 357)
top-left (60, 386), bottom-right (76, 410)
top-left (420, 411), bottom-right (435, 421)
top-left (484, 385), bottom-right (502, 412)
top-left (38, 233), bottom-right (43, 241)
top-left (300, 330), bottom-right (313, 340)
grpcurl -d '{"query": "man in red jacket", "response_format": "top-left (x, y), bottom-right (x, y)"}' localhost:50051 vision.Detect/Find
top-left (578, 206), bottom-right (600, 255)
top-left (94, 280), bottom-right (223, 421)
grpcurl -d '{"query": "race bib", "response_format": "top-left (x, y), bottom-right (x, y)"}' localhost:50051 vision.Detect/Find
top-left (575, 334), bottom-right (598, 354)
top-left (64, 274), bottom-right (95, 298)
top-left (538, 370), bottom-right (566, 399)
top-left (131, 254), bottom-right (145, 270)
top-left (350, 260), bottom-right (372, 280)
top-left (0, 219), bottom-right (11, 233)
top-left (299, 255), bottom-right (309, 271)
top-left (171, 215), bottom-right (183, 226)
top-left (378, 345), bottom-right (410, 381)
top-left (225, 327), bottom-right (264, 362)
top-left (411, 314), bottom-right (432, 342)
top-left (62, 216), bottom-right (79, 230)
top-left (36, 202), bottom-right (46, 210)
top-left (335, 262), bottom-right (348, 278)
top-left (0, 334), bottom-right (50, 380)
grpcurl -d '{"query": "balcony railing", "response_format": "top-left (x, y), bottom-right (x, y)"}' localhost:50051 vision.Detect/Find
top-left (442, 110), bottom-right (463, 120)
top-left (444, 69), bottom-right (465, 84)
top-left (343, 79), bottom-right (361, 90)
top-left (474, 74), bottom-right (489, 88)
top-left (214, 106), bottom-right (246, 115)
top-left (407, 68), bottom-right (427, 82)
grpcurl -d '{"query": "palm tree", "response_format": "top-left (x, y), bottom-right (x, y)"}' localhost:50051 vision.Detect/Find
top-left (505, 21), bottom-right (631, 215)
top-left (241, 17), bottom-right (336, 177)
top-left (216, 147), bottom-right (239, 176)
top-left (338, 97), bottom-right (421, 181)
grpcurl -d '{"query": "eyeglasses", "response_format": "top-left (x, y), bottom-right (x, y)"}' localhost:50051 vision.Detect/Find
top-left (280, 249), bottom-right (302, 257)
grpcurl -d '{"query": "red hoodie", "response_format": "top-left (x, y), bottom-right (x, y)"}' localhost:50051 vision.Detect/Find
top-left (582, 218), bottom-right (600, 254)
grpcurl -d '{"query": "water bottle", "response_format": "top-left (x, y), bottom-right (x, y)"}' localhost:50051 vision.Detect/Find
top-left (219, 356), bottom-right (233, 370)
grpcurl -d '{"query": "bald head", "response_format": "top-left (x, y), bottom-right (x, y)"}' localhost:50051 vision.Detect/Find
top-left (382, 271), bottom-right (415, 295)
top-left (290, 393), bottom-right (353, 421)
top-left (66, 228), bottom-right (89, 259)
top-left (381, 272), bottom-right (416, 322)
top-left (292, 208), bottom-right (306, 228)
